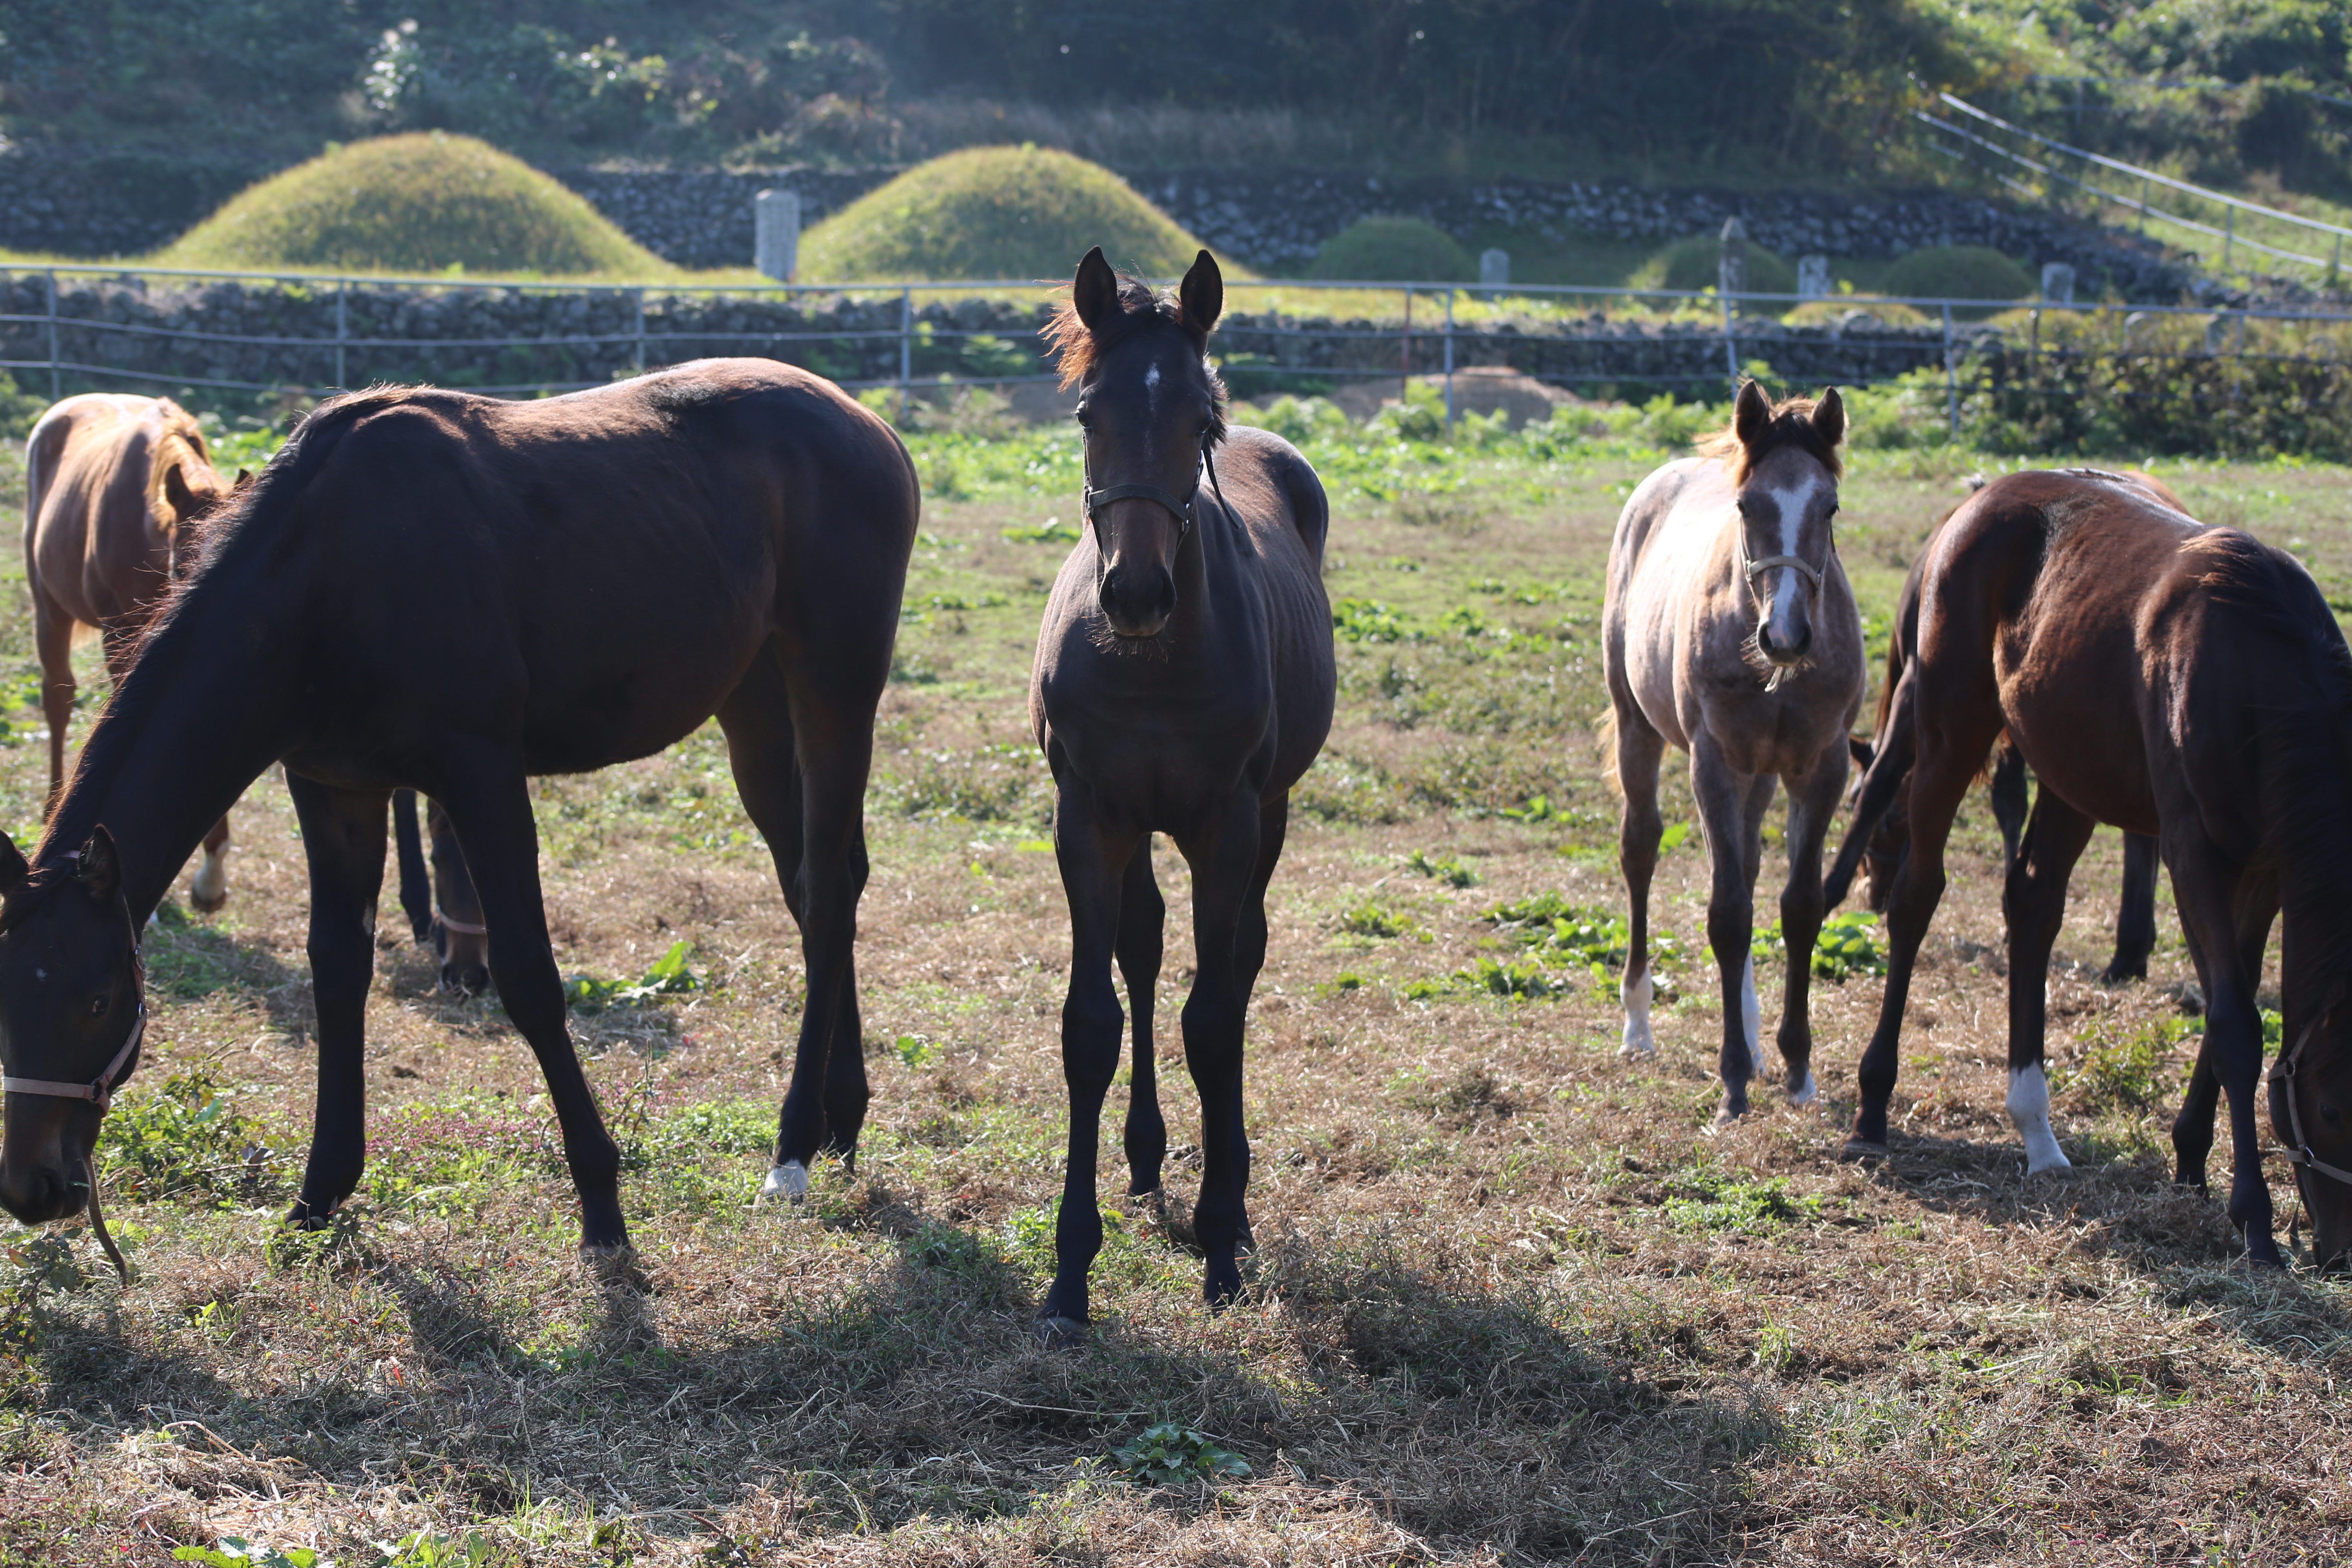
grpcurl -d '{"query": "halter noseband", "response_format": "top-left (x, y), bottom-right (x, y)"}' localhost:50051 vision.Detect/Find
top-left (2271, 1022), bottom-right (2352, 1189)
top-left (1083, 437), bottom-right (1233, 545)
top-left (1744, 553), bottom-right (1825, 595)
top-left (0, 855), bottom-right (150, 1111)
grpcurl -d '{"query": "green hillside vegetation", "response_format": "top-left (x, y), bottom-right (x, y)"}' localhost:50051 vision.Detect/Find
top-left (1308, 218), bottom-right (1476, 283)
top-left (1644, 234), bottom-right (1800, 298)
top-left (797, 146), bottom-right (1210, 283)
top-left (1880, 245), bottom-right (2038, 310)
top-left (154, 134), bottom-right (675, 277)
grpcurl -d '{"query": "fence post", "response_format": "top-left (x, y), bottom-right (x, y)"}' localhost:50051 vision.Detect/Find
top-left (1443, 287), bottom-right (1456, 428)
top-left (899, 287), bottom-right (913, 422)
top-left (335, 280), bottom-right (348, 388)
top-left (1943, 302), bottom-right (1958, 441)
top-left (1720, 290), bottom-right (1738, 390)
top-left (2223, 206), bottom-right (2234, 274)
top-left (630, 288), bottom-right (646, 376)
top-left (1400, 287), bottom-right (1413, 409)
top-left (45, 268), bottom-right (59, 401)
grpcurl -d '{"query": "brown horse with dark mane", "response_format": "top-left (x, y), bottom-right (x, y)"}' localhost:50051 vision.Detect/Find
top-left (0, 361), bottom-right (919, 1257)
top-left (24, 395), bottom-right (243, 908)
top-left (1826, 493), bottom-right (2170, 983)
top-left (1030, 248), bottom-right (1334, 1326)
top-left (1847, 467), bottom-right (2352, 1268)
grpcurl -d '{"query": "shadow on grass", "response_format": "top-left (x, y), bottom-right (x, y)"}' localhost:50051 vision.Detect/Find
top-left (18, 1191), bottom-right (1771, 1562)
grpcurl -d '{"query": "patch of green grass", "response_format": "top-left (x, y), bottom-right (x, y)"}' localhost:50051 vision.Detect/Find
top-left (2067, 1017), bottom-right (2196, 1114)
top-left (1748, 910), bottom-right (1886, 980)
top-left (1000, 519), bottom-right (1081, 544)
top-left (1332, 598), bottom-right (1415, 643)
top-left (1336, 898), bottom-right (1425, 940)
top-left (97, 1073), bottom-right (281, 1207)
top-left (561, 938), bottom-right (697, 1013)
top-left (1403, 849), bottom-right (1479, 887)
top-left (1659, 1166), bottom-right (1822, 1234)
top-left (1109, 1423), bottom-right (1252, 1485)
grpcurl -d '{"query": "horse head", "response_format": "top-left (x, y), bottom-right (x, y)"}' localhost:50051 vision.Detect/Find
top-left (2272, 1005), bottom-right (2352, 1269)
top-left (1725, 381), bottom-right (1846, 674)
top-left (1055, 245), bottom-right (1227, 641)
top-left (0, 826), bottom-right (148, 1226)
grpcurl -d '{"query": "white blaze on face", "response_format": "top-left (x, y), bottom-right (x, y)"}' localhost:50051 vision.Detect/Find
top-left (1142, 361), bottom-right (1162, 462)
top-left (2007, 1062), bottom-right (2071, 1173)
top-left (1758, 473), bottom-right (1826, 655)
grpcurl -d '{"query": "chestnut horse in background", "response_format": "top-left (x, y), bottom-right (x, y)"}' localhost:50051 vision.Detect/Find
top-left (1603, 383), bottom-right (1864, 1124)
top-left (1826, 487), bottom-right (2173, 983)
top-left (1848, 468), bottom-right (2352, 1269)
top-left (24, 396), bottom-right (242, 907)
top-left (1031, 248), bottom-right (1334, 1327)
top-left (0, 361), bottom-right (919, 1258)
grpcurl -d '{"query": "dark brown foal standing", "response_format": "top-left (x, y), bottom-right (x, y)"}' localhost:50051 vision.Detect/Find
top-left (1847, 468), bottom-right (2352, 1268)
top-left (1031, 248), bottom-right (1334, 1325)
top-left (0, 361), bottom-right (918, 1256)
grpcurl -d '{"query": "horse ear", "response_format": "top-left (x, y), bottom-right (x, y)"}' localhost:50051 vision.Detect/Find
top-left (1733, 380), bottom-right (1773, 447)
top-left (1812, 387), bottom-right (1846, 448)
top-left (1073, 247), bottom-right (1121, 334)
top-left (159, 463), bottom-right (199, 531)
top-left (0, 831), bottom-right (27, 899)
top-left (1178, 250), bottom-right (1223, 341)
top-left (233, 468), bottom-right (254, 490)
top-left (76, 826), bottom-right (121, 904)
top-left (1848, 735), bottom-right (1873, 767)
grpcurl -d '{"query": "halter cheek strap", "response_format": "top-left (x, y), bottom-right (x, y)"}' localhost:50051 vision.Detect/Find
top-left (2, 1001), bottom-right (146, 1110)
top-left (436, 910), bottom-right (488, 938)
top-left (2271, 1022), bottom-right (2352, 1187)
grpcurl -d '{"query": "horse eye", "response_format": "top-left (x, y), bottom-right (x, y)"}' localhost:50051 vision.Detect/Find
top-left (2324, 1102), bottom-right (2344, 1128)
top-left (87, 993), bottom-right (108, 1016)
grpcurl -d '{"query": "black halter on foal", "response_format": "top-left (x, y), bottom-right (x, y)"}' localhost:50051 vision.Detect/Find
top-left (2272, 1022), bottom-right (2352, 1189)
top-left (1082, 440), bottom-right (1236, 548)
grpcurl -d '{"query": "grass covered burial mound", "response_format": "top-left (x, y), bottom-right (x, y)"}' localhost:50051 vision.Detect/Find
top-left (798, 145), bottom-right (1209, 282)
top-left (160, 133), bottom-right (670, 277)
top-left (1308, 217), bottom-right (1475, 282)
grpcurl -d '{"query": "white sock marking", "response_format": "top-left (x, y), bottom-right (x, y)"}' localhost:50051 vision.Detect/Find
top-left (760, 1161), bottom-right (810, 1202)
top-left (1787, 1070), bottom-right (1818, 1106)
top-left (1740, 953), bottom-right (1764, 1076)
top-left (1620, 967), bottom-right (1655, 1058)
top-left (2007, 1062), bottom-right (2071, 1173)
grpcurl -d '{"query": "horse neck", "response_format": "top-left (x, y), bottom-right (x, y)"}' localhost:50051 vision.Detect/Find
top-left (41, 571), bottom-right (301, 921)
top-left (2269, 706), bottom-right (2352, 1018)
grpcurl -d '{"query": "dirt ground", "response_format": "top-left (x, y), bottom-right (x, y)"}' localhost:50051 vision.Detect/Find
top-left (0, 426), bottom-right (2348, 1567)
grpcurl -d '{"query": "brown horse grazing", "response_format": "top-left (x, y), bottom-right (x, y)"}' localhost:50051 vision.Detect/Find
top-left (1604, 384), bottom-right (1864, 1123)
top-left (0, 361), bottom-right (919, 1256)
top-left (1846, 468), bottom-right (2352, 1268)
top-left (1826, 504), bottom-right (2167, 983)
top-left (1029, 248), bottom-right (1334, 1325)
top-left (24, 396), bottom-right (243, 908)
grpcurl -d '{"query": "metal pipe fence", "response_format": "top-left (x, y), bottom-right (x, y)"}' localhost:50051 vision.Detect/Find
top-left (2, 263), bottom-right (2349, 440)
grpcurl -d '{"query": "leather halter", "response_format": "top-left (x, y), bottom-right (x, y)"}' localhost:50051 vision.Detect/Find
top-left (2271, 1022), bottom-right (2352, 1188)
top-left (437, 909), bottom-right (488, 938)
top-left (1082, 437), bottom-right (1231, 545)
top-left (1745, 552), bottom-right (1824, 595)
top-left (2, 971), bottom-right (147, 1109)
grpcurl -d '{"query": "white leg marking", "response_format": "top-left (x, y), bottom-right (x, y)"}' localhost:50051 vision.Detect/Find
top-left (1740, 953), bottom-right (1764, 1076)
top-left (760, 1160), bottom-right (811, 1202)
top-left (1619, 967), bottom-right (1655, 1058)
top-left (1787, 1069), bottom-right (1818, 1107)
top-left (190, 842), bottom-right (229, 908)
top-left (2007, 1062), bottom-right (2071, 1173)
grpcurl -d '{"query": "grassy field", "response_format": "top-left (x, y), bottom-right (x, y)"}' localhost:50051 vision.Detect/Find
top-left (1, 410), bottom-right (2349, 1567)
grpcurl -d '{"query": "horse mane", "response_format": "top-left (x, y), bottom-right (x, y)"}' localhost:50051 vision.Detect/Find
top-left (1695, 391), bottom-right (1844, 486)
top-left (2181, 527), bottom-right (2352, 1009)
top-left (143, 399), bottom-right (220, 522)
top-left (1043, 274), bottom-right (1229, 443)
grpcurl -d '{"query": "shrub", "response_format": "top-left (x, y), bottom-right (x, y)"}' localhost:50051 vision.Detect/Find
top-left (798, 146), bottom-right (1208, 282)
top-left (159, 134), bottom-right (670, 277)
top-left (1307, 217), bottom-right (1475, 282)
top-left (1880, 245), bottom-right (2036, 317)
top-left (1648, 233), bottom-right (1799, 298)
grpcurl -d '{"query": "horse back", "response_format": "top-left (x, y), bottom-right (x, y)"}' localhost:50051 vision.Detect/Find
top-left (25, 394), bottom-right (185, 628)
top-left (1216, 427), bottom-right (1336, 792)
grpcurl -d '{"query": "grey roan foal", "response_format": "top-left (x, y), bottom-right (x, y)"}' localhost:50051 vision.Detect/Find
top-left (1602, 384), bottom-right (1862, 1123)
top-left (1030, 247), bottom-right (1335, 1330)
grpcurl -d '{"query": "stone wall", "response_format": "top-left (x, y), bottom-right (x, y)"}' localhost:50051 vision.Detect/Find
top-left (0, 270), bottom-right (1976, 403)
top-left (0, 143), bottom-right (2198, 303)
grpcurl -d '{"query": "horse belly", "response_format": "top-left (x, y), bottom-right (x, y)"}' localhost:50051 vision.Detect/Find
top-left (2003, 658), bottom-right (2158, 833)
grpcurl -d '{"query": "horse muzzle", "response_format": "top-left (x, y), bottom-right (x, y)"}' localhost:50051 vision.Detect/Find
top-left (1756, 618), bottom-right (1813, 666)
top-left (0, 1096), bottom-right (96, 1223)
top-left (1098, 564), bottom-right (1176, 639)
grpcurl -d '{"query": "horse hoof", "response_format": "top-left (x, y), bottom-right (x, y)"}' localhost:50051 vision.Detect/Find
top-left (1617, 1040), bottom-right (1657, 1062)
top-left (759, 1162), bottom-right (810, 1203)
top-left (581, 1243), bottom-right (649, 1294)
top-left (2023, 1146), bottom-right (2074, 1176)
top-left (1035, 1314), bottom-right (1089, 1349)
top-left (1709, 1103), bottom-right (1748, 1133)
top-left (189, 887), bottom-right (227, 915)
top-left (1786, 1072), bottom-right (1819, 1107)
top-left (1838, 1138), bottom-right (1889, 1163)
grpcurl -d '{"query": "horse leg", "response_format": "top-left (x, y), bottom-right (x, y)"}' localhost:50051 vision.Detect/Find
top-left (2171, 907), bottom-right (2222, 1190)
top-left (1775, 746), bottom-right (1850, 1107)
top-left (281, 772), bottom-right (391, 1228)
top-left (427, 799), bottom-right (489, 996)
top-left (435, 763), bottom-right (628, 1253)
top-left (1613, 705), bottom-right (1667, 1058)
top-left (2000, 790), bottom-right (2096, 1173)
top-left (33, 592), bottom-right (74, 814)
top-left (1989, 740), bottom-right (2029, 875)
top-left (716, 644), bottom-right (872, 1195)
top-left (2165, 830), bottom-right (2282, 1265)
top-left (188, 813), bottom-right (232, 913)
top-left (1041, 771), bottom-right (1140, 1331)
top-left (1735, 772), bottom-right (1776, 1081)
top-left (1174, 790), bottom-right (1265, 1306)
top-left (1223, 795), bottom-right (1289, 1254)
top-left (1690, 736), bottom-right (1765, 1122)
top-left (2101, 832), bottom-right (2161, 984)
top-left (391, 788), bottom-right (435, 944)
top-left (1849, 725), bottom-right (1984, 1156)
top-left (1117, 836), bottom-right (1169, 1202)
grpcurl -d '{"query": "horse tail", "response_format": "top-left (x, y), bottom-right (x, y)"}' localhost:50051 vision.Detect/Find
top-left (1824, 665), bottom-right (1918, 911)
